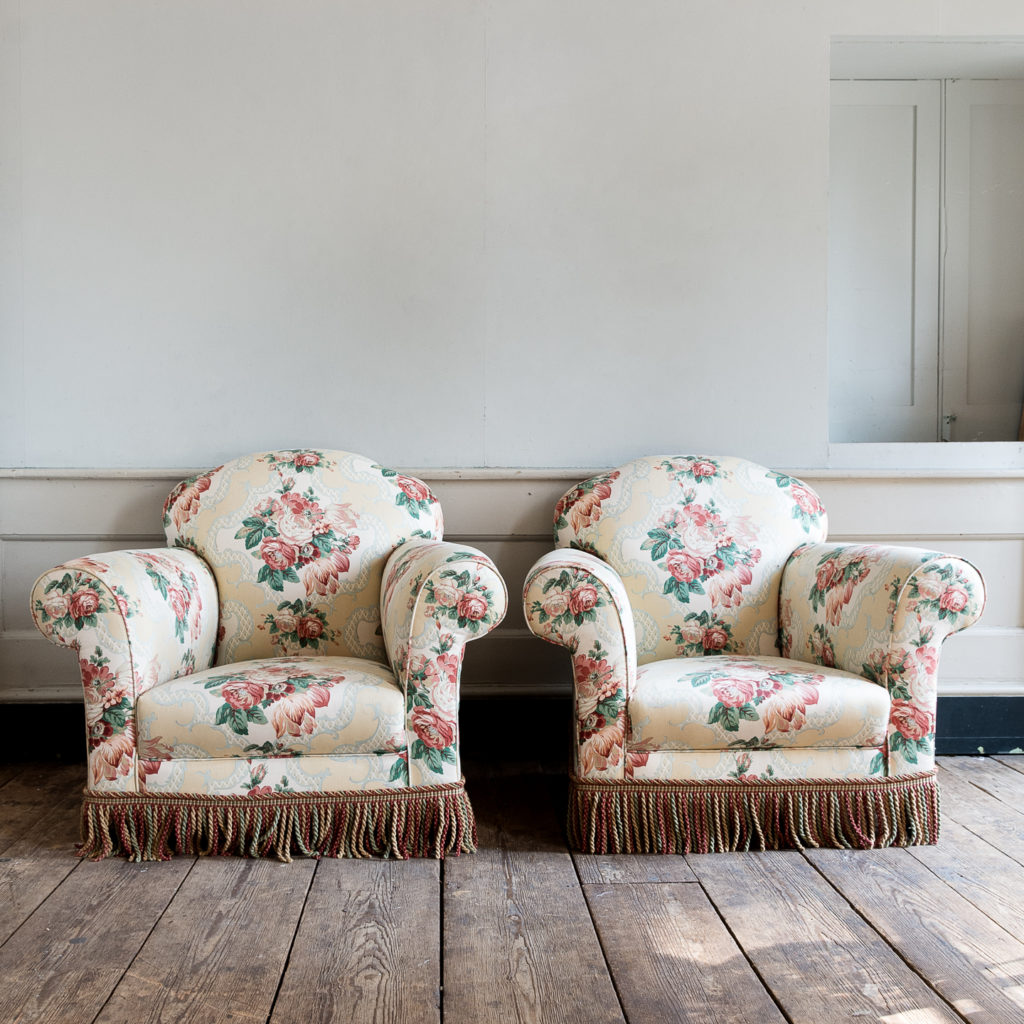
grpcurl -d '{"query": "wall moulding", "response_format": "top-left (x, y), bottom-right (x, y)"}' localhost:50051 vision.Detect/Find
top-left (2, 467), bottom-right (1021, 702)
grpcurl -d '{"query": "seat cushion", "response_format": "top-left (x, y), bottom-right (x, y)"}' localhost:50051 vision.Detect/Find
top-left (136, 656), bottom-right (406, 760)
top-left (628, 655), bottom-right (890, 751)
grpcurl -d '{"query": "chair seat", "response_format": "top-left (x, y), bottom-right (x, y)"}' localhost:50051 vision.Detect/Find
top-left (136, 656), bottom-right (406, 760)
top-left (627, 655), bottom-right (890, 752)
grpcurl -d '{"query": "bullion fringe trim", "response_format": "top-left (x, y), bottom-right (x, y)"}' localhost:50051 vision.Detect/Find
top-left (79, 779), bottom-right (477, 862)
top-left (568, 772), bottom-right (940, 853)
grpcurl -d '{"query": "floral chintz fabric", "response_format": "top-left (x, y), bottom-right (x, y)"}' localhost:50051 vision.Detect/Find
top-left (31, 549), bottom-right (219, 791)
top-left (780, 543), bottom-right (985, 774)
top-left (382, 540), bottom-right (507, 785)
top-left (30, 449), bottom-right (507, 809)
top-left (552, 455), bottom-right (828, 664)
top-left (524, 455), bottom-right (986, 787)
top-left (524, 549), bottom-right (636, 779)
top-left (163, 449), bottom-right (446, 666)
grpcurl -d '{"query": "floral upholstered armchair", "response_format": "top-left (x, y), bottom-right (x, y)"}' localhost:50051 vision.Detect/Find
top-left (30, 449), bottom-right (507, 860)
top-left (523, 455), bottom-right (984, 853)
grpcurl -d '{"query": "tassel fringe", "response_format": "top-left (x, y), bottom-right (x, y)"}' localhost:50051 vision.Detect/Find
top-left (79, 780), bottom-right (477, 862)
top-left (569, 772), bottom-right (940, 853)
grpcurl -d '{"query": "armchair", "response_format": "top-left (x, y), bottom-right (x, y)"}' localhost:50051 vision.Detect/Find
top-left (31, 449), bottom-right (507, 860)
top-left (524, 455), bottom-right (984, 853)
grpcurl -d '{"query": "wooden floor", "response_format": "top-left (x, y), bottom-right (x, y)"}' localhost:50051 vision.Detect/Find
top-left (2, 757), bottom-right (1024, 1024)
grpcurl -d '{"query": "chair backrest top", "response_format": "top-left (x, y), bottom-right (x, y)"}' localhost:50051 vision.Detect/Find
top-left (554, 455), bottom-right (828, 662)
top-left (163, 448), bottom-right (443, 665)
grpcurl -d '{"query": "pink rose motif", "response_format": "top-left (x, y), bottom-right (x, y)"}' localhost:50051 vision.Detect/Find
top-left (666, 549), bottom-right (704, 583)
top-left (816, 559), bottom-right (841, 591)
top-left (573, 653), bottom-right (616, 701)
top-left (711, 678), bottom-right (755, 708)
top-left (293, 452), bottom-right (320, 468)
top-left (678, 623), bottom-right (705, 646)
top-left (274, 610), bottom-right (298, 634)
top-left (296, 616), bottom-right (324, 640)
top-left (260, 537), bottom-right (298, 571)
top-left (939, 585), bottom-right (969, 614)
top-left (69, 589), bottom-right (101, 620)
top-left (703, 626), bottom-right (729, 650)
top-left (397, 475), bottom-right (431, 503)
top-left (542, 592), bottom-right (569, 619)
top-left (791, 484), bottom-right (822, 516)
top-left (890, 699), bottom-right (933, 741)
top-left (411, 706), bottom-right (456, 750)
top-left (456, 592), bottom-right (489, 622)
top-left (915, 645), bottom-right (938, 674)
top-left (167, 587), bottom-right (189, 622)
top-left (41, 592), bottom-right (70, 620)
top-left (568, 584), bottom-right (599, 617)
top-left (690, 459), bottom-right (718, 478)
top-left (432, 581), bottom-right (461, 607)
top-left (277, 512), bottom-right (316, 546)
top-left (222, 680), bottom-right (267, 710)
top-left (80, 658), bottom-right (118, 698)
top-left (915, 575), bottom-right (945, 601)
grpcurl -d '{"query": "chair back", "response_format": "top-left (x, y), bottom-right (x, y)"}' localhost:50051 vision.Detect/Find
top-left (163, 449), bottom-right (442, 665)
top-left (554, 455), bottom-right (827, 663)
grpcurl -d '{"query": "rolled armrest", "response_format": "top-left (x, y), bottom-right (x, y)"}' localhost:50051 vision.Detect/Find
top-left (523, 549), bottom-right (637, 780)
top-left (30, 548), bottom-right (219, 791)
top-left (381, 540), bottom-right (507, 785)
top-left (780, 542), bottom-right (985, 774)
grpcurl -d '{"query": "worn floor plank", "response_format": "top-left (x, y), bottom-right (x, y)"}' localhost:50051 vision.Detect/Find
top-left (0, 784), bottom-right (84, 944)
top-left (0, 762), bottom-right (27, 788)
top-left (942, 755), bottom-right (1024, 810)
top-left (689, 851), bottom-right (966, 1024)
top-left (938, 765), bottom-right (1024, 869)
top-left (586, 881), bottom-right (785, 1024)
top-left (95, 857), bottom-right (315, 1024)
top-left (993, 754), bottom-right (1024, 775)
top-left (574, 852), bottom-right (697, 884)
top-left (270, 858), bottom-right (441, 1024)
top-left (444, 775), bottom-right (625, 1024)
top-left (0, 762), bottom-right (83, 855)
top-left (0, 857), bottom-right (194, 1024)
top-left (808, 846), bottom-right (1024, 1023)
top-left (4, 756), bottom-right (1024, 1024)
top-left (909, 816), bottom-right (1024, 939)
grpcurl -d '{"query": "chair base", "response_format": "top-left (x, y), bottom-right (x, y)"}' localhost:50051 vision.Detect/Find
top-left (79, 778), bottom-right (477, 862)
top-left (568, 771), bottom-right (939, 854)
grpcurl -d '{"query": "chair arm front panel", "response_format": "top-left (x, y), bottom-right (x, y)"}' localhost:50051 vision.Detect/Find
top-left (381, 540), bottom-right (508, 786)
top-left (30, 549), bottom-right (219, 791)
top-left (523, 549), bottom-right (637, 780)
top-left (780, 543), bottom-right (985, 774)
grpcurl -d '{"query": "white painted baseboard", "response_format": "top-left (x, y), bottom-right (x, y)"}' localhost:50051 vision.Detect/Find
top-left (2, 467), bottom-right (1022, 702)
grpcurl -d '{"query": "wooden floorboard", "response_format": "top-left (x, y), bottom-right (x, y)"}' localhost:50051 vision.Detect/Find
top-left (94, 857), bottom-right (316, 1024)
top-left (443, 775), bottom-right (625, 1024)
top-left (270, 859), bottom-right (441, 1024)
top-left (584, 881), bottom-right (785, 1024)
top-left (941, 754), bottom-right (1024, 808)
top-left (3, 757), bottom-right (1024, 1024)
top-left (0, 857), bottom-right (194, 1024)
top-left (938, 762), bottom-right (1024, 869)
top-left (689, 849), bottom-right (966, 1023)
top-left (574, 852), bottom-right (698, 884)
top-left (0, 762), bottom-right (82, 855)
top-left (993, 754), bottom-right (1024, 775)
top-left (0, 781), bottom-right (84, 944)
top-left (808, 846), bottom-right (1024, 1023)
